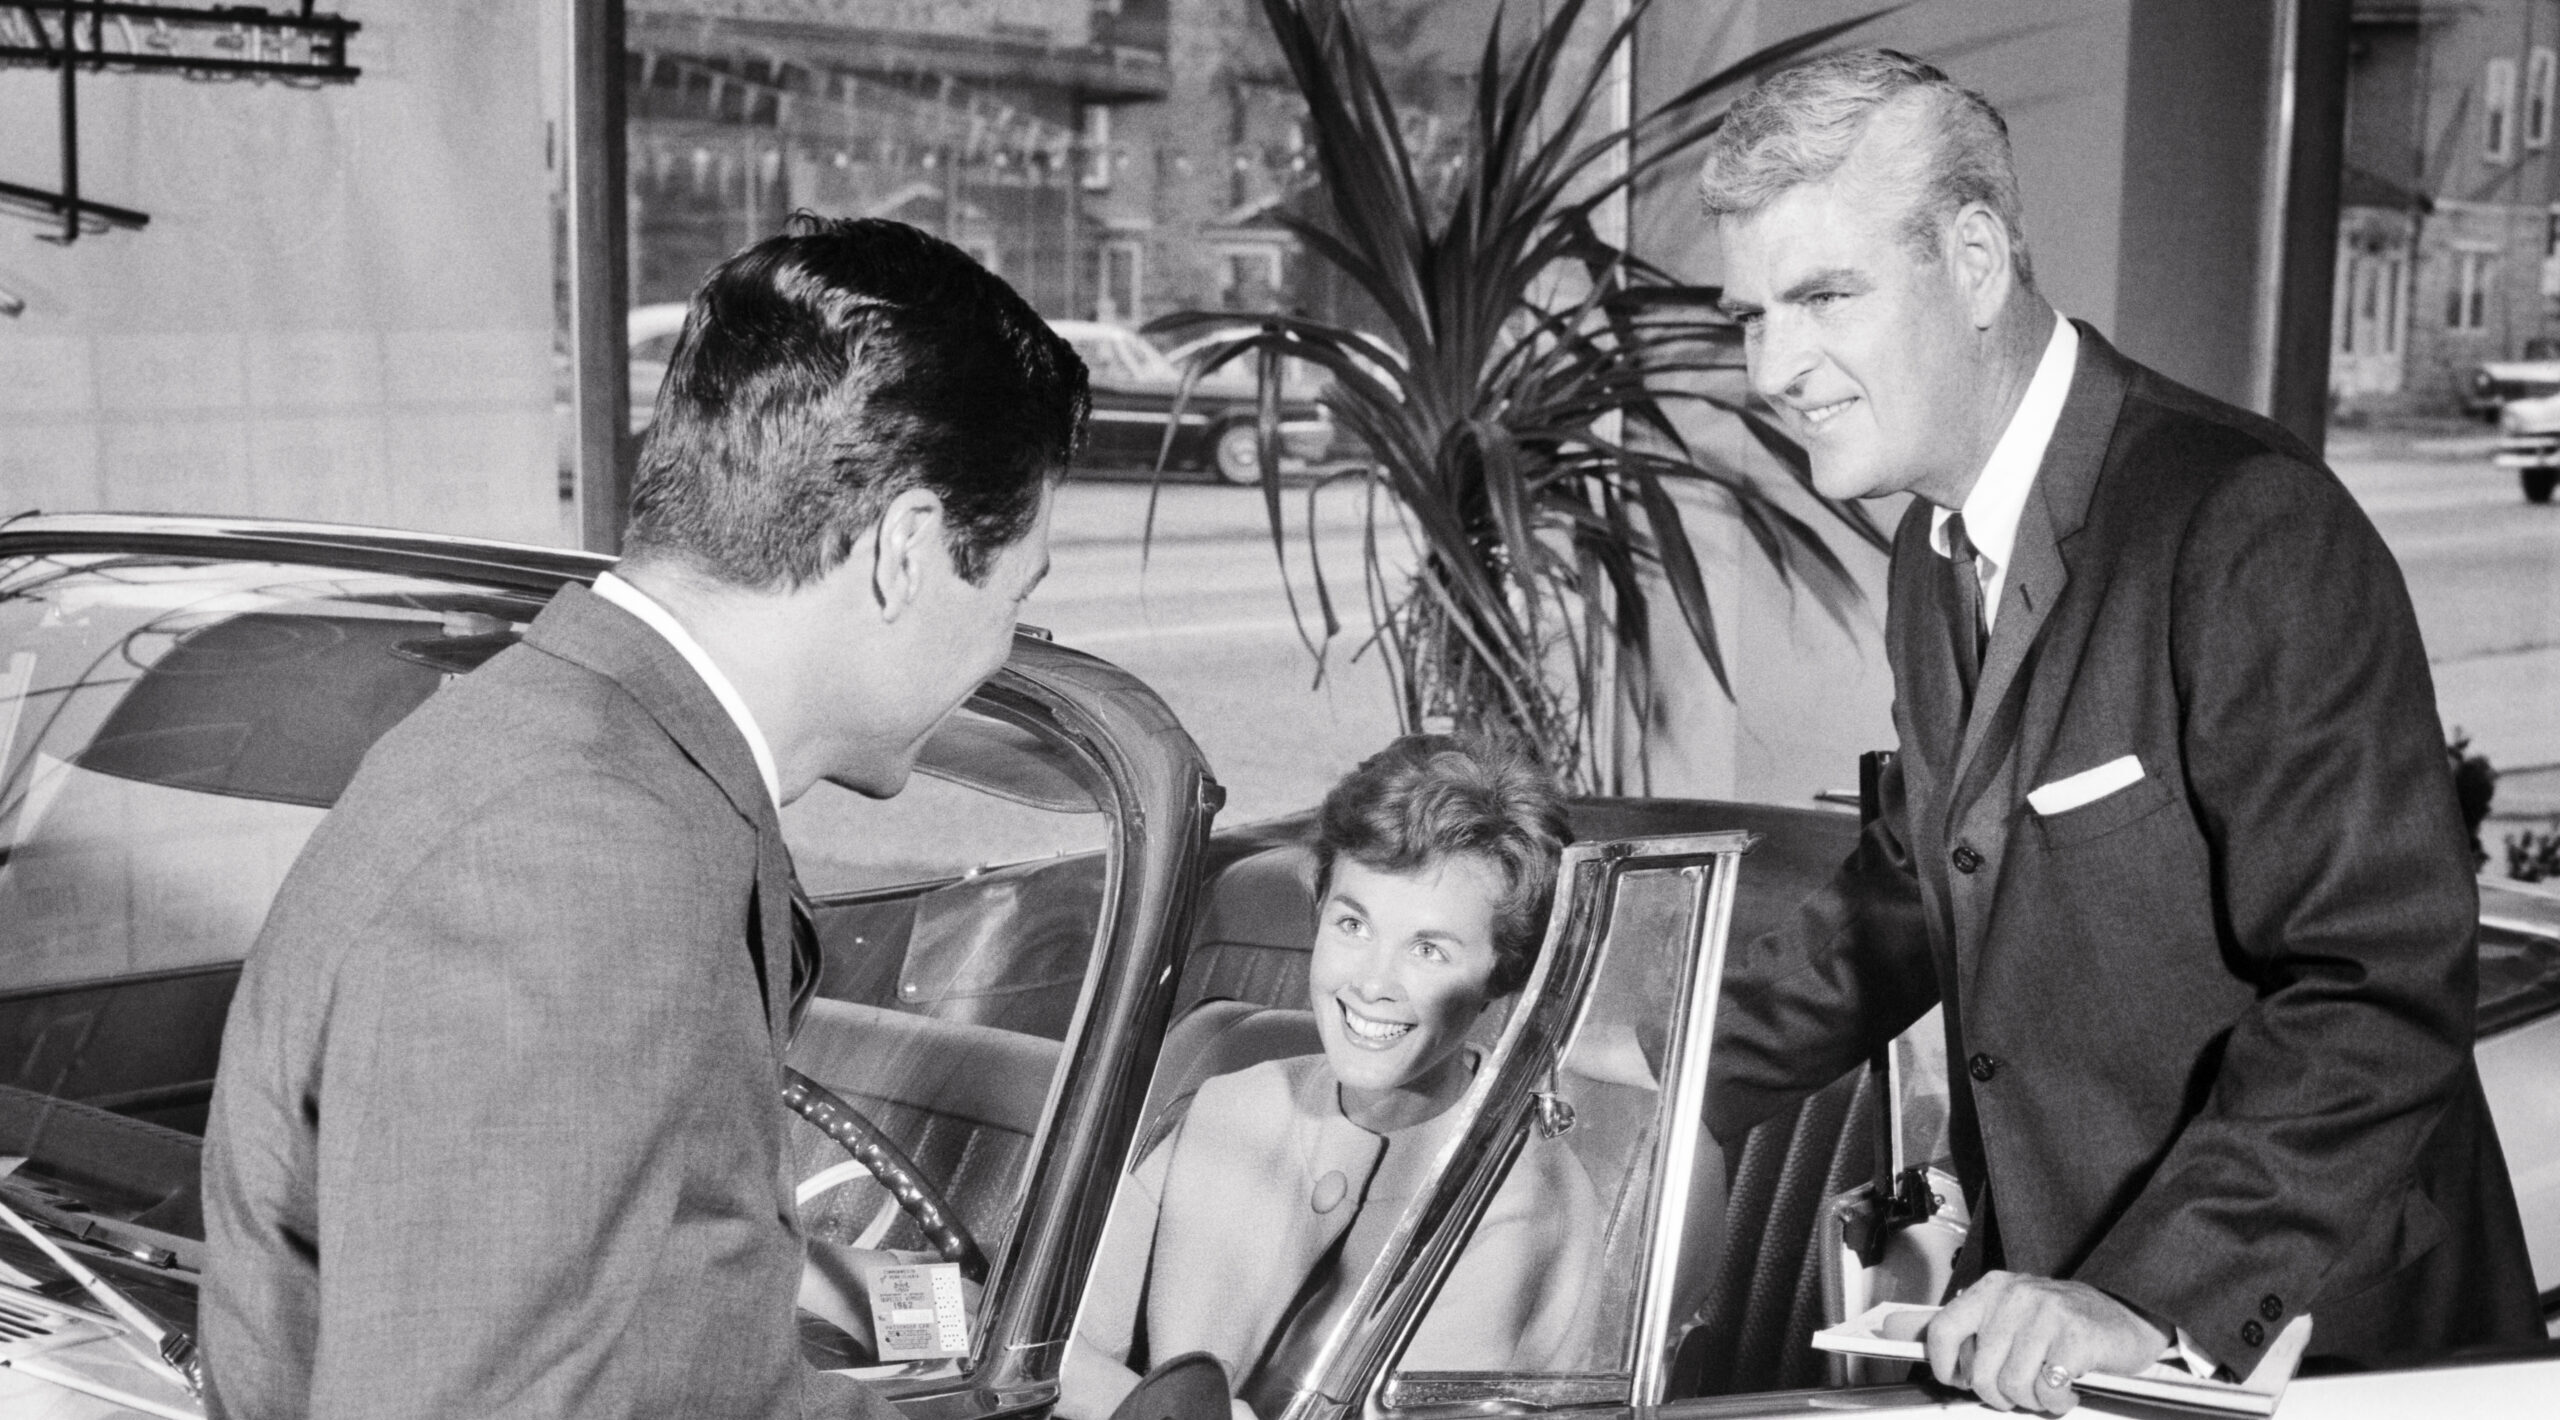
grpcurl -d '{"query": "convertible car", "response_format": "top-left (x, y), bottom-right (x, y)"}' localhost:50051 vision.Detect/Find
top-left (0, 514), bottom-right (2549, 1419)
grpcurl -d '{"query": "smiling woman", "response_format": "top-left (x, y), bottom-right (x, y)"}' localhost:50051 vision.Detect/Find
top-left (1058, 736), bottom-right (1594, 1420)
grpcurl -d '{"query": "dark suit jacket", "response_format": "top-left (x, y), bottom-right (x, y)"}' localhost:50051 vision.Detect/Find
top-left (1707, 325), bottom-right (2541, 1372)
top-left (202, 584), bottom-right (893, 1419)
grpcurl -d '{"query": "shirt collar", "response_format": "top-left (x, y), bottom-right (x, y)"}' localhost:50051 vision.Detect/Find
top-left (591, 570), bottom-right (782, 811)
top-left (1930, 313), bottom-right (2078, 571)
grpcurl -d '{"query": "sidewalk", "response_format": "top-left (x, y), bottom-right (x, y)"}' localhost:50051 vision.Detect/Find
top-left (2326, 420), bottom-right (2499, 463)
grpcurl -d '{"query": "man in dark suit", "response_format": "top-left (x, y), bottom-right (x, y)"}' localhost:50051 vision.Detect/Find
top-left (201, 217), bottom-right (1087, 1418)
top-left (1699, 50), bottom-right (2540, 1413)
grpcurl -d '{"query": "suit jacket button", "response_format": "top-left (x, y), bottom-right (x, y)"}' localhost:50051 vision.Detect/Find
top-left (1952, 845), bottom-right (1984, 874)
top-left (1967, 1053), bottom-right (1999, 1082)
top-left (2259, 1295), bottom-right (2282, 1321)
top-left (2241, 1319), bottom-right (2265, 1348)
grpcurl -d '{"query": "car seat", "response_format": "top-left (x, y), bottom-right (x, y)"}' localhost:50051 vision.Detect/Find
top-left (1670, 1064), bottom-right (1880, 1396)
top-left (1172, 845), bottom-right (1319, 1014)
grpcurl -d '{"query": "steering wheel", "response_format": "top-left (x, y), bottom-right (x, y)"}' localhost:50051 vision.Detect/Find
top-left (782, 1069), bottom-right (988, 1284)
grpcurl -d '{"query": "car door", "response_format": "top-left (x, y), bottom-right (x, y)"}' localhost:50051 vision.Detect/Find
top-left (777, 633), bottom-right (1224, 1410)
top-left (0, 522), bottom-right (1228, 1420)
top-left (1054, 831), bottom-right (1757, 1420)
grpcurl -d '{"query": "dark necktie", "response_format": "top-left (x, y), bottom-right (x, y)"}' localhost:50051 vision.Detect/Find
top-left (1945, 511), bottom-right (1987, 706)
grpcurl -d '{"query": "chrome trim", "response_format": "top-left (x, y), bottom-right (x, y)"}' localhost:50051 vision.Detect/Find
top-left (1312, 832), bottom-right (1756, 1420)
top-left (1632, 847), bottom-right (1747, 1404)
top-left (1382, 1371), bottom-right (1627, 1410)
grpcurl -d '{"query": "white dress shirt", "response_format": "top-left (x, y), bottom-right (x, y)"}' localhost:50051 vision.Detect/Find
top-left (591, 571), bottom-right (782, 811)
top-left (1929, 314), bottom-right (2078, 633)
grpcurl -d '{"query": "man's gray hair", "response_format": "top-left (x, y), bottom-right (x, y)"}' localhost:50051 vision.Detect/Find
top-left (1699, 48), bottom-right (2033, 289)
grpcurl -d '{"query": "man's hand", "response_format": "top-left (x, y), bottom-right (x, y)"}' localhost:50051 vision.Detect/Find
top-left (1923, 1272), bottom-right (2170, 1415)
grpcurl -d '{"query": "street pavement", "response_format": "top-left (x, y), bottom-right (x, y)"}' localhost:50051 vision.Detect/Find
top-left (2328, 427), bottom-right (2560, 848)
top-left (1024, 474), bottom-right (1408, 828)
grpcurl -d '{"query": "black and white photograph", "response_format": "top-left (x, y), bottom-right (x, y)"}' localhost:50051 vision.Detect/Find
top-left (0, 2), bottom-right (2556, 1417)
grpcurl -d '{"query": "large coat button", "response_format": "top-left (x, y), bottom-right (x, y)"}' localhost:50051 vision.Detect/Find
top-left (2259, 1295), bottom-right (2283, 1321)
top-left (1967, 1053), bottom-right (2000, 1082)
top-left (1952, 845), bottom-right (1984, 874)
top-left (2241, 1319), bottom-right (2265, 1348)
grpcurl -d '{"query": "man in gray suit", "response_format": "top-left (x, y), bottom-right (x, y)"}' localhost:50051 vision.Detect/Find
top-left (1699, 51), bottom-right (2539, 1414)
top-left (202, 217), bottom-right (1088, 1418)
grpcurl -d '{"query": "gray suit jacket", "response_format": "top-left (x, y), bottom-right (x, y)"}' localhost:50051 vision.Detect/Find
top-left (202, 584), bottom-right (895, 1419)
top-left (1708, 326), bottom-right (2541, 1372)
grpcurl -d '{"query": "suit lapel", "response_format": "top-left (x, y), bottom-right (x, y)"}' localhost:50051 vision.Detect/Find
top-left (1946, 322), bottom-right (2129, 819)
top-left (525, 582), bottom-right (794, 1040)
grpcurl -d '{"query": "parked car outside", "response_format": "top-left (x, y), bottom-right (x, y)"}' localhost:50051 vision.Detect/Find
top-left (2497, 391), bottom-right (2560, 502)
top-left (0, 514), bottom-right (2549, 1419)
top-left (2467, 339), bottom-right (2560, 420)
top-left (1049, 321), bottom-right (1334, 484)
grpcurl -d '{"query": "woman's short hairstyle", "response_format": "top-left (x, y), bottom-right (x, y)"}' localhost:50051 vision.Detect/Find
top-left (1313, 735), bottom-right (1572, 997)
top-left (626, 214), bottom-right (1088, 588)
top-left (1697, 48), bottom-right (2033, 289)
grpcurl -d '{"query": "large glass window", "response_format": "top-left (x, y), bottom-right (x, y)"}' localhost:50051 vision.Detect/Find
top-left (0, 7), bottom-right (560, 543)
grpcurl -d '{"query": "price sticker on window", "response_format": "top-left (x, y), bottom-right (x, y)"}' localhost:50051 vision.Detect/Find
top-left (868, 1261), bottom-right (970, 1361)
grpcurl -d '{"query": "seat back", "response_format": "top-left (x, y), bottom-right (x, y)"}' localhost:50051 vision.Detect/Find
top-left (1175, 846), bottom-right (1319, 1014)
top-left (786, 998), bottom-right (1062, 1259)
top-left (1670, 1065), bottom-right (1879, 1397)
top-left (1131, 1000), bottom-right (1321, 1161)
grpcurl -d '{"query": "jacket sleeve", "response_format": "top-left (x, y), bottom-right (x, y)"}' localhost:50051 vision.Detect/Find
top-left (1704, 751), bottom-right (1940, 1147)
top-left (298, 771), bottom-right (875, 1420)
top-left (2073, 455), bottom-right (2479, 1370)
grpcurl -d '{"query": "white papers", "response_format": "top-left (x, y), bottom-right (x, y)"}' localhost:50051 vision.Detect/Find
top-left (1812, 1303), bottom-right (2314, 1416)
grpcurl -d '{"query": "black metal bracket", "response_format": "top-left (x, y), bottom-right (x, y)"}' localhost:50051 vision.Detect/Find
top-left (1, 2), bottom-right (362, 244)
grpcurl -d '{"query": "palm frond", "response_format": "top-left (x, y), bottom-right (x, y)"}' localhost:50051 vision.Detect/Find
top-left (1165, 0), bottom-right (1896, 788)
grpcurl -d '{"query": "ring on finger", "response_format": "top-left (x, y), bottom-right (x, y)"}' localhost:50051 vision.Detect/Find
top-left (2041, 1364), bottom-right (2073, 1391)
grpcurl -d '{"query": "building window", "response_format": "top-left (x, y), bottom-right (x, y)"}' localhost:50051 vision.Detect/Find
top-left (2343, 254), bottom-right (2405, 356)
top-left (1095, 239), bottom-right (1143, 324)
top-left (2449, 249), bottom-right (2497, 331)
top-left (1081, 104), bottom-right (1113, 191)
top-left (2534, 49), bottom-right (2558, 149)
top-left (1218, 246), bottom-right (1285, 310)
top-left (2487, 56), bottom-right (2519, 162)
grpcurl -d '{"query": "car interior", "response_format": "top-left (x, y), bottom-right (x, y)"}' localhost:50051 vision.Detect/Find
top-left (1110, 834), bottom-right (1897, 1402)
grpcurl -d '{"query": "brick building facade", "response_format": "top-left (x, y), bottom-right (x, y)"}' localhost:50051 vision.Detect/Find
top-left (2335, 0), bottom-right (2560, 416)
top-left (623, 1), bottom-right (1476, 328)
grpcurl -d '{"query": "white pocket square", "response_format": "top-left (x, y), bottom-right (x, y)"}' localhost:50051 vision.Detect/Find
top-left (2028, 754), bottom-right (2143, 815)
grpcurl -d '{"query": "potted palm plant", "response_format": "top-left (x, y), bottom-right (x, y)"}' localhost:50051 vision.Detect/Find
top-left (1153, 0), bottom-right (1891, 791)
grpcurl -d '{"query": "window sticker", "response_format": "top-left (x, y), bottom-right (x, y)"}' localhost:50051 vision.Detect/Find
top-left (869, 1262), bottom-right (970, 1362)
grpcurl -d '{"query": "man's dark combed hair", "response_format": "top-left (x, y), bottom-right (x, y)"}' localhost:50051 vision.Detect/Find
top-left (626, 215), bottom-right (1088, 586)
top-left (1314, 734), bottom-right (1573, 997)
